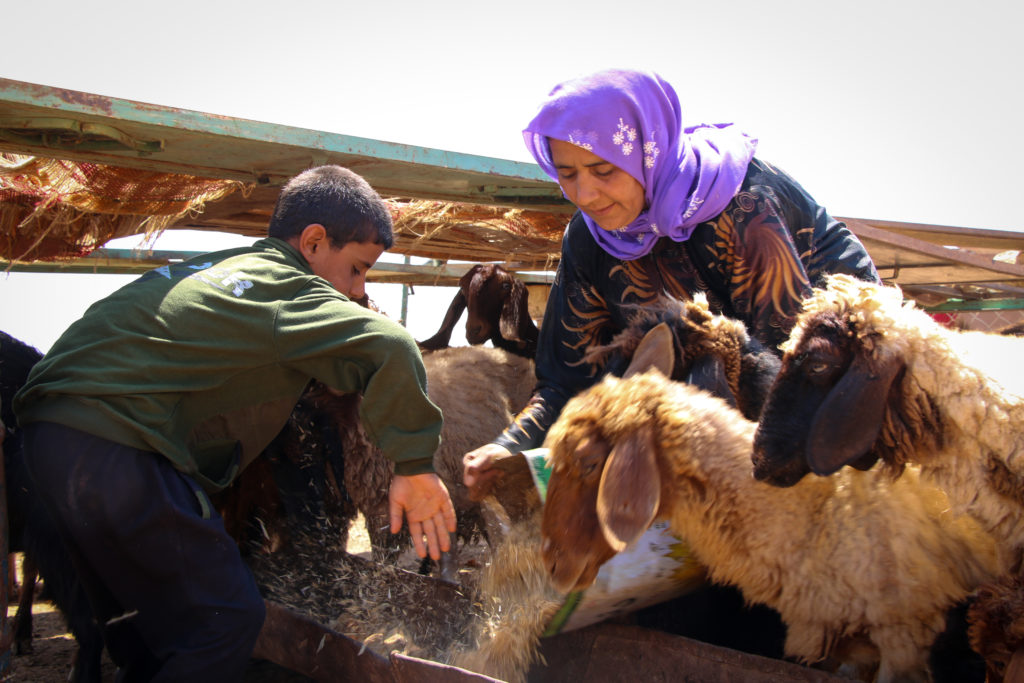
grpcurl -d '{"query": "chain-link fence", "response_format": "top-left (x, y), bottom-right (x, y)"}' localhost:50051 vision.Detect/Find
top-left (931, 309), bottom-right (1024, 333)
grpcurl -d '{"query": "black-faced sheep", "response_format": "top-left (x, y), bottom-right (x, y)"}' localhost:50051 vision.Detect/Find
top-left (540, 323), bottom-right (1008, 682)
top-left (749, 274), bottom-right (1024, 553)
top-left (1, 330), bottom-right (105, 682)
top-left (417, 263), bottom-right (538, 359)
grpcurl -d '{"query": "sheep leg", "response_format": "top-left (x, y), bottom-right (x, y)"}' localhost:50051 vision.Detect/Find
top-left (436, 533), bottom-right (461, 585)
top-left (12, 552), bottom-right (36, 655)
top-left (477, 495), bottom-right (512, 549)
top-left (872, 624), bottom-right (935, 683)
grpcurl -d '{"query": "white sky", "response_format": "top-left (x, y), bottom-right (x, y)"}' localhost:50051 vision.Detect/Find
top-left (2, 0), bottom-right (1021, 351)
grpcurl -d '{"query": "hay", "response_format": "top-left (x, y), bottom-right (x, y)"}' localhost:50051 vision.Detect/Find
top-left (0, 153), bottom-right (248, 261)
top-left (247, 513), bottom-right (485, 662)
top-left (452, 511), bottom-right (563, 683)
top-left (247, 505), bottom-right (561, 682)
top-left (386, 198), bottom-right (565, 271)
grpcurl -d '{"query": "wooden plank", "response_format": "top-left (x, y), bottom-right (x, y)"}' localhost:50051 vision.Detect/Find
top-left (529, 623), bottom-right (851, 682)
top-left (252, 601), bottom-right (394, 683)
top-left (846, 219), bottom-right (1024, 280)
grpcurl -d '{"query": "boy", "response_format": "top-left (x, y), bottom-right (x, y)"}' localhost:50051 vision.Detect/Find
top-left (14, 165), bottom-right (455, 680)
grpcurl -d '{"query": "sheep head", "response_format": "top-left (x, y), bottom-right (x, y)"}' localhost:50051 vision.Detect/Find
top-left (752, 276), bottom-right (914, 486)
top-left (581, 294), bottom-right (777, 420)
top-left (541, 323), bottom-right (673, 593)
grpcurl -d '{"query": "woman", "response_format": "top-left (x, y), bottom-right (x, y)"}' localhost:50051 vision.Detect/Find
top-left (464, 68), bottom-right (879, 497)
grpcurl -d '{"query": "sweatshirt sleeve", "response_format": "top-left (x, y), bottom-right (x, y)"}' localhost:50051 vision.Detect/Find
top-left (273, 286), bottom-right (442, 476)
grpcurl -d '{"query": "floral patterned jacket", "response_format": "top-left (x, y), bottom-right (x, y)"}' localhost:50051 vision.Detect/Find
top-left (493, 157), bottom-right (880, 453)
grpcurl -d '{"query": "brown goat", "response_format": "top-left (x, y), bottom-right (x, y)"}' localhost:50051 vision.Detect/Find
top-left (540, 323), bottom-right (1006, 682)
top-left (418, 264), bottom-right (538, 358)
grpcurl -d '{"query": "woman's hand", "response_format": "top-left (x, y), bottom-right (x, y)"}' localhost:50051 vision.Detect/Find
top-left (463, 443), bottom-right (513, 501)
top-left (388, 473), bottom-right (457, 560)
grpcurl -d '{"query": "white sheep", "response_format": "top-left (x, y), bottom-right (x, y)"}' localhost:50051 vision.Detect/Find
top-left (337, 345), bottom-right (538, 580)
top-left (540, 322), bottom-right (1008, 682)
top-left (422, 345), bottom-right (539, 573)
top-left (750, 274), bottom-right (1024, 553)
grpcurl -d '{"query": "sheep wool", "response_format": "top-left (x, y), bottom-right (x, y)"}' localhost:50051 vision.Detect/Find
top-left (543, 369), bottom-right (1008, 682)
top-left (782, 275), bottom-right (1024, 551)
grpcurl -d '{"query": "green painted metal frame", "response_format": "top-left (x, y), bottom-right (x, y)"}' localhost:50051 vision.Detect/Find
top-left (924, 298), bottom-right (1024, 312)
top-left (0, 77), bottom-right (567, 209)
top-left (0, 249), bottom-right (556, 286)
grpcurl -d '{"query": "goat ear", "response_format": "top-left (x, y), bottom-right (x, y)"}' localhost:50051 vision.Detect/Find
top-left (417, 290), bottom-right (467, 350)
top-left (597, 424), bottom-right (661, 551)
top-left (624, 322), bottom-right (675, 378)
top-left (806, 353), bottom-right (903, 475)
top-left (499, 277), bottom-right (530, 342)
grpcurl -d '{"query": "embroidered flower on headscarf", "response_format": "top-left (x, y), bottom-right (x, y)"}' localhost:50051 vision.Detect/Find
top-left (613, 118), bottom-right (638, 156)
top-left (681, 197), bottom-right (704, 221)
top-left (568, 129), bottom-right (596, 151)
top-left (644, 140), bottom-right (659, 169)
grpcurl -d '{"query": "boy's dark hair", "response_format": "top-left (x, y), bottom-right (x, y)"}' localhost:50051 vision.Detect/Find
top-left (267, 165), bottom-right (394, 249)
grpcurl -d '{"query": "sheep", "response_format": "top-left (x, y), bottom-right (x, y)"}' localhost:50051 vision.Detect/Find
top-left (417, 263), bottom-right (539, 359)
top-left (965, 572), bottom-right (1024, 683)
top-left (581, 293), bottom-right (781, 421)
top-left (212, 381), bottom-right (364, 560)
top-left (1, 330), bottom-right (105, 682)
top-left (539, 321), bottom-right (1008, 682)
top-left (419, 345), bottom-right (539, 580)
top-left (220, 344), bottom-right (538, 585)
top-left (749, 274), bottom-right (1024, 554)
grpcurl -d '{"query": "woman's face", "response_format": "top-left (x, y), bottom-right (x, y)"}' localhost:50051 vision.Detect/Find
top-left (548, 138), bottom-right (645, 231)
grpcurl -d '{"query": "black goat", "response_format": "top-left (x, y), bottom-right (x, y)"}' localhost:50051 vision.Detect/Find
top-left (1, 330), bottom-right (105, 682)
top-left (417, 264), bottom-right (538, 358)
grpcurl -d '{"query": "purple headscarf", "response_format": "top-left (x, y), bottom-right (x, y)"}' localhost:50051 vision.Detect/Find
top-left (524, 69), bottom-right (758, 260)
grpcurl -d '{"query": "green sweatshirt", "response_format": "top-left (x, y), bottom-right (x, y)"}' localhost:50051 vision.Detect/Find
top-left (14, 238), bottom-right (442, 491)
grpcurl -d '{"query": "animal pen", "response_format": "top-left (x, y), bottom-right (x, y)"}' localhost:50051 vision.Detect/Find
top-left (1, 77), bottom-right (1023, 682)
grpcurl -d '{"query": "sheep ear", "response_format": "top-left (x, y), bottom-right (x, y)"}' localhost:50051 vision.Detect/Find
top-left (624, 322), bottom-right (675, 378)
top-left (417, 289), bottom-right (467, 350)
top-left (499, 277), bottom-right (529, 342)
top-left (806, 353), bottom-right (903, 475)
top-left (686, 354), bottom-right (736, 407)
top-left (597, 425), bottom-right (661, 551)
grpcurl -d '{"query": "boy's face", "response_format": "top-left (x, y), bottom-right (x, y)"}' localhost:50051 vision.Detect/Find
top-left (308, 239), bottom-right (384, 299)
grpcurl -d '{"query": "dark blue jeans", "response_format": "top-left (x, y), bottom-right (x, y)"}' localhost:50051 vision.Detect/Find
top-left (22, 422), bottom-right (265, 682)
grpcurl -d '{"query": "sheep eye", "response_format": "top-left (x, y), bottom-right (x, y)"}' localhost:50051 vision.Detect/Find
top-left (807, 361), bottom-right (830, 375)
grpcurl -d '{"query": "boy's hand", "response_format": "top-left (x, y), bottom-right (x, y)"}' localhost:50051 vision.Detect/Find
top-left (389, 473), bottom-right (457, 560)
